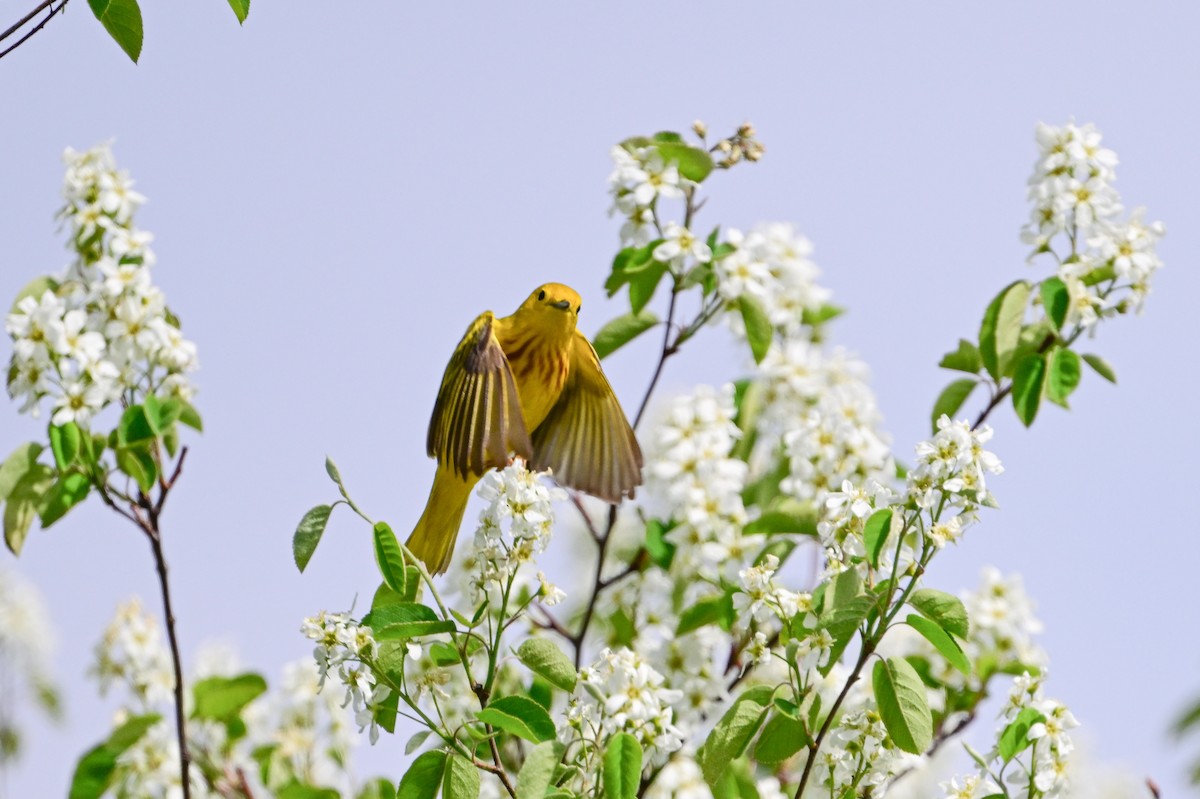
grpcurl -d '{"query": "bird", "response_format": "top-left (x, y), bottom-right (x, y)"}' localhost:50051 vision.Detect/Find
top-left (407, 282), bottom-right (644, 574)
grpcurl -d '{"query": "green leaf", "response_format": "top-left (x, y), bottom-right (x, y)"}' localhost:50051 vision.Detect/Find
top-left (49, 423), bottom-right (82, 470)
top-left (979, 280), bottom-right (1031, 380)
top-left (88, 0), bottom-right (143, 63)
top-left (373, 522), bottom-right (408, 595)
top-left (738, 295), bottom-right (773, 364)
top-left (1011, 353), bottom-right (1047, 427)
top-left (118, 405), bottom-right (155, 446)
top-left (475, 695), bottom-right (556, 743)
top-left (628, 260), bottom-right (669, 315)
top-left (830, 567), bottom-right (861, 608)
top-left (603, 732), bottom-right (643, 799)
top-left (905, 615), bottom-right (970, 676)
top-left (1046, 348), bottom-right (1082, 408)
top-left (226, 0), bottom-right (249, 24)
top-left (516, 638), bottom-right (577, 692)
top-left (293, 505), bottom-right (333, 572)
top-left (998, 707), bottom-right (1046, 762)
top-left (516, 740), bottom-right (565, 799)
top-left (801, 303), bottom-right (845, 327)
top-left (4, 464), bottom-right (54, 555)
top-left (677, 591), bottom-right (735, 634)
top-left (38, 472), bottom-right (90, 528)
top-left (938, 339), bottom-right (983, 374)
top-left (278, 786), bottom-right (340, 799)
top-left (743, 500), bottom-right (818, 536)
top-left (931, 379), bottom-right (977, 433)
top-left (178, 401), bottom-right (204, 431)
top-left (593, 310), bottom-right (660, 360)
top-left (192, 674), bottom-right (267, 721)
top-left (116, 445), bottom-right (157, 493)
top-left (815, 594), bottom-right (874, 649)
top-left (325, 455), bottom-right (344, 486)
top-left (698, 686), bottom-right (771, 787)
top-left (908, 589), bottom-right (969, 640)
top-left (405, 729), bottom-right (432, 755)
top-left (1082, 353), bottom-right (1117, 384)
top-left (644, 518), bottom-right (676, 568)
top-left (754, 711), bottom-right (808, 762)
top-left (654, 141), bottom-right (714, 183)
top-left (367, 603), bottom-right (455, 640)
top-left (862, 508), bottom-right (893, 569)
top-left (374, 686), bottom-right (399, 734)
top-left (872, 657), bottom-right (933, 754)
top-left (373, 581), bottom-right (408, 612)
top-left (0, 443), bottom-right (44, 501)
top-left (9, 276), bottom-right (60, 312)
top-left (1040, 277), bottom-right (1069, 330)
top-left (397, 750), bottom-right (447, 799)
top-left (69, 714), bottom-right (160, 799)
top-left (442, 751), bottom-right (480, 799)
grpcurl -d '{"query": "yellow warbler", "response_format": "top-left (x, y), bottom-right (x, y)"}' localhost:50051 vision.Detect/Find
top-left (407, 283), bottom-right (643, 574)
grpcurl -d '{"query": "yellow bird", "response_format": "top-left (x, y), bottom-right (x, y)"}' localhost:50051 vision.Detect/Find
top-left (407, 283), bottom-right (644, 574)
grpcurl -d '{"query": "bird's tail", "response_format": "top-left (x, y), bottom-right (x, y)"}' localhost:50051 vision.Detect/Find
top-left (407, 463), bottom-right (477, 575)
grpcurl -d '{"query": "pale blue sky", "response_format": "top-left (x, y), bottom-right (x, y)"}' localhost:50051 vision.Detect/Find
top-left (3, 2), bottom-right (1199, 796)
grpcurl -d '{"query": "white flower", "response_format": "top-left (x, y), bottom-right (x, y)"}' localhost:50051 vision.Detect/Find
top-left (573, 647), bottom-right (685, 764)
top-left (653, 223), bottom-right (711, 267)
top-left (7, 142), bottom-right (199, 424)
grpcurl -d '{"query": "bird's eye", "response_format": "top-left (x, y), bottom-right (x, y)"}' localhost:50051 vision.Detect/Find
top-left (537, 290), bottom-right (546, 301)
top-left (577, 305), bottom-right (582, 313)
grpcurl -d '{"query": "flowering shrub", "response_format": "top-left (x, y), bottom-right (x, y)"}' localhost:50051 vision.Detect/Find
top-left (284, 121), bottom-right (1164, 799)
top-left (1, 121), bottom-right (1167, 797)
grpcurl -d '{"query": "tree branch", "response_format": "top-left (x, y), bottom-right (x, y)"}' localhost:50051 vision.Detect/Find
top-left (0, 0), bottom-right (70, 61)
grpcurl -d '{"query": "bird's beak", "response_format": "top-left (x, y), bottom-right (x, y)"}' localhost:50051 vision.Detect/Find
top-left (551, 299), bottom-right (571, 310)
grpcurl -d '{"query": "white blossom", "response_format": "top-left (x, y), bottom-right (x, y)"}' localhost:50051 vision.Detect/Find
top-left (6, 142), bottom-right (198, 423)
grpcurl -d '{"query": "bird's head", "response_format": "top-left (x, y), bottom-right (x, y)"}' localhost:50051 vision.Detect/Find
top-left (515, 283), bottom-right (582, 337)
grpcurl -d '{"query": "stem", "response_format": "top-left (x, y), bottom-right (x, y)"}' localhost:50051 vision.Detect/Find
top-left (126, 449), bottom-right (192, 799)
top-left (570, 504), bottom-right (617, 669)
top-left (487, 732), bottom-right (518, 798)
top-left (0, 0), bottom-right (69, 60)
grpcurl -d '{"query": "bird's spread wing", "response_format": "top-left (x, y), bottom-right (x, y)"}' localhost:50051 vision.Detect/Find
top-left (427, 311), bottom-right (532, 479)
top-left (530, 331), bottom-right (643, 502)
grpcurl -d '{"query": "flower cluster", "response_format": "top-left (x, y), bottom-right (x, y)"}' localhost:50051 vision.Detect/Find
top-left (300, 610), bottom-right (390, 743)
top-left (716, 223), bottom-right (831, 337)
top-left (943, 672), bottom-right (1078, 799)
top-left (608, 144), bottom-right (687, 247)
top-left (908, 415), bottom-right (1003, 512)
top-left (0, 567), bottom-right (58, 769)
top-left (449, 459), bottom-right (566, 607)
top-left (1022, 122), bottom-right (1165, 325)
top-left (568, 646), bottom-right (685, 765)
top-left (962, 568), bottom-right (1047, 675)
top-left (810, 706), bottom-right (918, 794)
top-left (771, 342), bottom-right (894, 508)
top-left (92, 598), bottom-right (176, 707)
top-left (90, 601), bottom-right (368, 797)
top-left (5, 143), bottom-right (197, 425)
top-left (645, 384), bottom-right (752, 581)
top-left (242, 658), bottom-right (359, 793)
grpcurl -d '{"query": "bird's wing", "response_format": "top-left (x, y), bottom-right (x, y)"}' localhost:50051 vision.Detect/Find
top-left (427, 311), bottom-right (533, 479)
top-left (530, 330), bottom-right (643, 502)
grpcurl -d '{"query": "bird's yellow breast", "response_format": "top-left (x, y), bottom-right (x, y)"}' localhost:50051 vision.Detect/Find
top-left (495, 320), bottom-right (572, 430)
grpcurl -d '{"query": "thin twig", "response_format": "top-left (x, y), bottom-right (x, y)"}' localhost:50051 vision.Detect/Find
top-left (0, 0), bottom-right (69, 61)
top-left (486, 732), bottom-right (518, 798)
top-left (0, 0), bottom-right (53, 43)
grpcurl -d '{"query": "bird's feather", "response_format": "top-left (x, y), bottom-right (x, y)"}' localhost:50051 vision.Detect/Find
top-left (426, 311), bottom-right (532, 479)
top-left (530, 331), bottom-right (643, 502)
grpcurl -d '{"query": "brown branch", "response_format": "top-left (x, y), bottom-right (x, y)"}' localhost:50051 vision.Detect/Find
top-left (100, 449), bottom-right (192, 799)
top-left (488, 736), bottom-right (518, 798)
top-left (0, 0), bottom-right (69, 61)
